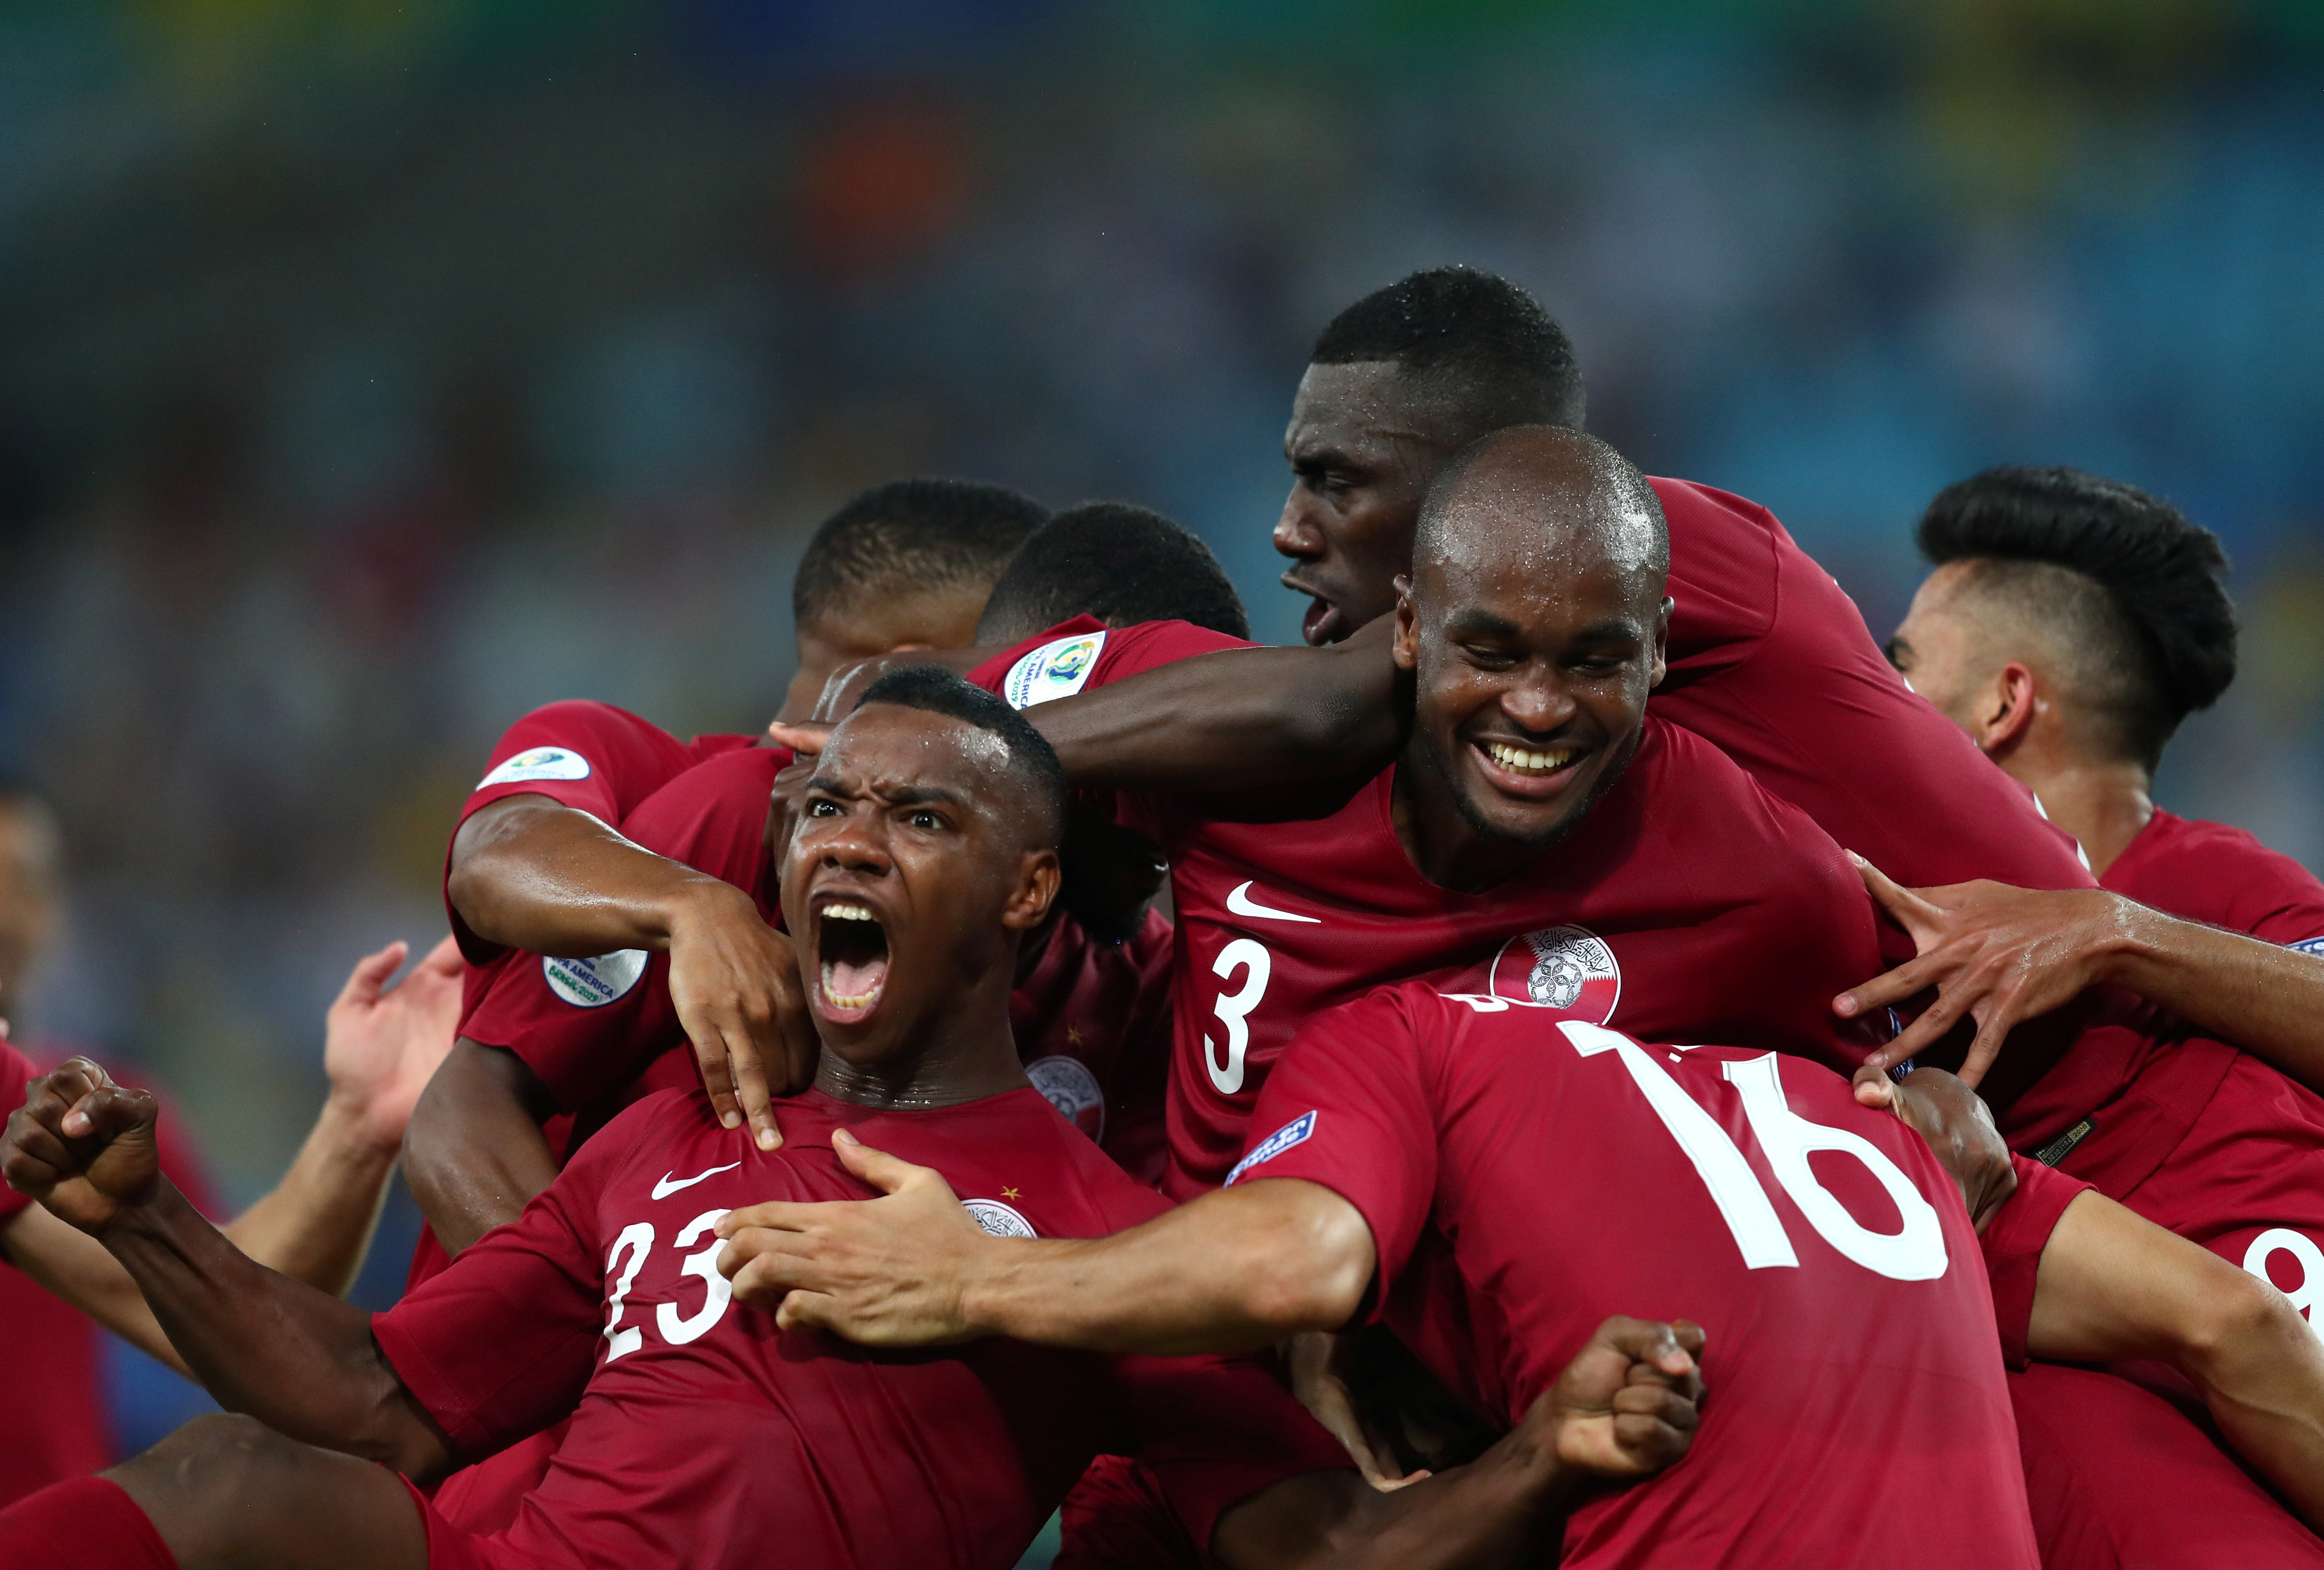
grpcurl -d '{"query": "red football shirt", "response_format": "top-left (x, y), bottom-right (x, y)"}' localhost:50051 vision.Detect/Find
top-left (1229, 988), bottom-right (2038, 1569)
top-left (447, 701), bottom-right (757, 1020)
top-left (1645, 477), bottom-right (2091, 897)
top-left (2102, 807), bottom-right (2324, 950)
top-left (975, 626), bottom-right (1884, 1200)
top-left (373, 1087), bottom-right (1347, 1570)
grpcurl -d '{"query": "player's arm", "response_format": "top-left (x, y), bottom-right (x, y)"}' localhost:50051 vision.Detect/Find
top-left (0, 1060), bottom-right (457, 1479)
top-left (717, 1131), bottom-right (1374, 1354)
top-left (772, 616), bottom-right (1406, 793)
top-left (1213, 1316), bottom-right (1704, 1570)
top-left (0, 939), bottom-right (460, 1373)
top-left (2023, 1188), bottom-right (2324, 1532)
top-left (401, 1039), bottom-right (562, 1255)
top-left (1839, 859), bottom-right (2324, 1092)
top-left (447, 793), bottom-right (809, 1149)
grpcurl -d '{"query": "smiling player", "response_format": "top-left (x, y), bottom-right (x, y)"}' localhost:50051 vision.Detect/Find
top-left (0, 671), bottom-right (1703, 1570)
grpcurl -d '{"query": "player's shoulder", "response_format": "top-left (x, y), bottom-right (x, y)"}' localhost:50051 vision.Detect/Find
top-left (559, 1088), bottom-right (726, 1189)
top-left (1646, 474), bottom-right (1783, 538)
top-left (621, 744), bottom-right (786, 844)
top-left (984, 617), bottom-right (1259, 712)
top-left (477, 700), bottom-right (689, 789)
top-left (2113, 808), bottom-right (2324, 944)
top-left (1633, 719), bottom-right (1862, 893)
top-left (965, 1088), bottom-right (1175, 1234)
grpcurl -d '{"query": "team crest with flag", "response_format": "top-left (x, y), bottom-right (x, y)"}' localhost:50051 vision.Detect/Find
top-left (1485, 925), bottom-right (1621, 1020)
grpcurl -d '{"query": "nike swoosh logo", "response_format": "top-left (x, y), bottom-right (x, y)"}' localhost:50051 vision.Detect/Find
top-left (652, 1162), bottom-right (740, 1200)
top-left (1225, 880), bottom-right (1321, 924)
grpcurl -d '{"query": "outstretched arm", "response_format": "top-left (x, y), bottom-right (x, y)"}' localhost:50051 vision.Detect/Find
top-left (772, 616), bottom-right (1407, 794)
top-left (2025, 1189), bottom-right (2324, 1533)
top-left (1216, 1317), bottom-right (1705, 1570)
top-left (717, 1130), bottom-right (1374, 1355)
top-left (402, 1039), bottom-right (562, 1255)
top-left (1838, 859), bottom-right (2324, 1092)
top-left (447, 794), bottom-right (811, 1148)
top-left (1, 939), bottom-right (461, 1372)
top-left (1, 1059), bottom-right (455, 1479)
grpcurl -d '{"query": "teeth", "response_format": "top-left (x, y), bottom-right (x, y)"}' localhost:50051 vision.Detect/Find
top-left (819, 961), bottom-right (881, 1009)
top-left (1486, 742), bottom-right (1576, 776)
top-left (821, 902), bottom-right (876, 922)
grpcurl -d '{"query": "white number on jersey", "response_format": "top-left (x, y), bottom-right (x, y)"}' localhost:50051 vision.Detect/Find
top-left (1564, 1021), bottom-right (1948, 1282)
top-left (2245, 1229), bottom-right (2324, 1337)
top-left (657, 1209), bottom-right (735, 1346)
top-left (1204, 939), bottom-right (1272, 1095)
top-left (603, 1223), bottom-right (656, 1360)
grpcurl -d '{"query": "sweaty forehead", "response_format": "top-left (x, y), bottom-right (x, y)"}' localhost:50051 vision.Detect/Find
top-left (1289, 361), bottom-right (1471, 456)
top-left (819, 708), bottom-right (1012, 804)
top-left (1420, 468), bottom-right (1661, 604)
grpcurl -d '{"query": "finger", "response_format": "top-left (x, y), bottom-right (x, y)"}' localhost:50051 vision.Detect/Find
top-left (689, 1021), bottom-right (745, 1132)
top-left (337, 941), bottom-right (409, 1010)
top-left (2, 1109), bottom-right (74, 1188)
top-left (714, 1203), bottom-right (826, 1239)
top-left (1595, 1315), bottom-right (1695, 1378)
top-left (1833, 952), bottom-right (1942, 1021)
top-left (1958, 1004), bottom-right (2021, 1090)
top-left (766, 722), bottom-right (833, 757)
top-left (830, 1129), bottom-right (945, 1198)
top-left (725, 1026), bottom-right (777, 1152)
top-left (1851, 1064), bottom-right (1897, 1111)
top-left (772, 1287), bottom-right (838, 1334)
top-left (416, 935), bottom-right (465, 979)
top-left (1610, 1410), bottom-right (1691, 1467)
top-left (1847, 853), bottom-right (1944, 929)
top-left (68, 1084), bottom-right (156, 1143)
top-left (1857, 992), bottom-right (1965, 1076)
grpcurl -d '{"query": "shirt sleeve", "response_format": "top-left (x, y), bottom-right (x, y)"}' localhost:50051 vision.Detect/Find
top-left (1981, 1155), bottom-right (2094, 1370)
top-left (1223, 990), bottom-right (1439, 1319)
top-left (1108, 1351), bottom-right (1353, 1562)
top-left (372, 1154), bottom-right (614, 1459)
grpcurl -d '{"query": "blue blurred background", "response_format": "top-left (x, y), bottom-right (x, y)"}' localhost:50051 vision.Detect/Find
top-left (0, 0), bottom-right (2319, 1453)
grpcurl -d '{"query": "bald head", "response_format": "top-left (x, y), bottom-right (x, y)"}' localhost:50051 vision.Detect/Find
top-left (1414, 426), bottom-right (1668, 611)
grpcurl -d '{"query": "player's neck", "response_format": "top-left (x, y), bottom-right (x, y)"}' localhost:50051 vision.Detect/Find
top-left (1999, 750), bottom-right (2154, 876)
top-left (810, 974), bottom-right (1030, 1111)
top-left (1388, 764), bottom-right (1544, 894)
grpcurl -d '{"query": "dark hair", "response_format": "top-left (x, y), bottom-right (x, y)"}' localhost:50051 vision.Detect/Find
top-left (1312, 266), bottom-right (1586, 436)
top-left (975, 502), bottom-right (1250, 645)
top-left (851, 666), bottom-right (1067, 844)
top-left (1917, 466), bottom-right (2236, 769)
top-left (793, 479), bottom-right (1048, 630)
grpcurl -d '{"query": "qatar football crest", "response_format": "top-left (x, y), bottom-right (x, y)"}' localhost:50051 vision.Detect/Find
top-left (1485, 925), bottom-right (1621, 1021)
top-left (1025, 1055), bottom-right (1106, 1142)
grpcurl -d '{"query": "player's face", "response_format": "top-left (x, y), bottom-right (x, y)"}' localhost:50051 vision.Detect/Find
top-left (1394, 514), bottom-right (1669, 863)
top-left (778, 593), bottom-right (989, 723)
top-left (780, 707), bottom-right (1058, 1064)
top-left (1886, 563), bottom-right (1989, 738)
top-left (1277, 362), bottom-right (1463, 648)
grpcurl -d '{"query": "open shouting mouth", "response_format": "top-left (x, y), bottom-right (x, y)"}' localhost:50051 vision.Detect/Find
top-left (1471, 737), bottom-right (1589, 801)
top-left (814, 899), bottom-right (890, 1025)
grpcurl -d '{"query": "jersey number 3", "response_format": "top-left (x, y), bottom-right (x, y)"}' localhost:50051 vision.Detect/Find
top-left (1565, 1022), bottom-right (1949, 1283)
top-left (1204, 939), bottom-right (1271, 1095)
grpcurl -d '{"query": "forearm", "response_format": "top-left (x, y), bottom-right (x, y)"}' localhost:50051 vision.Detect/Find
top-left (1222, 1426), bottom-right (1567, 1570)
top-left (2107, 907), bottom-right (2324, 1092)
top-left (100, 1181), bottom-right (451, 1477)
top-left (1028, 623), bottom-right (1402, 791)
top-left (963, 1182), bottom-right (1370, 1356)
top-left (1, 1205), bottom-right (188, 1372)
top-left (221, 1098), bottom-right (398, 1295)
top-left (403, 1041), bottom-right (562, 1255)
top-left (447, 797), bottom-right (747, 956)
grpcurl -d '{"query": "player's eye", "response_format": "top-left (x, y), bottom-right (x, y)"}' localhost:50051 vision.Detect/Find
top-left (907, 808), bottom-right (945, 831)
top-left (807, 798), bottom-right (842, 818)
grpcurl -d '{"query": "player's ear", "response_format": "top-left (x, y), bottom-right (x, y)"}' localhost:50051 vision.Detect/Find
top-left (1002, 848), bottom-right (1061, 932)
top-left (1649, 595), bottom-right (1673, 689)
top-left (1392, 575), bottom-right (1420, 671)
top-left (1980, 662), bottom-right (2038, 752)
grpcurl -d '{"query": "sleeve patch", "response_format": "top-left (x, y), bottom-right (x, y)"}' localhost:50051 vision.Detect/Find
top-left (1226, 1111), bottom-right (1317, 1186)
top-left (1001, 631), bottom-right (1107, 710)
top-left (479, 746), bottom-right (592, 787)
top-left (2291, 937), bottom-right (2324, 956)
top-left (542, 950), bottom-right (648, 1008)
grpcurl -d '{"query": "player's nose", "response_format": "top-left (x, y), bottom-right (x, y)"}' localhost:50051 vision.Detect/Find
top-left (1273, 491), bottom-right (1323, 560)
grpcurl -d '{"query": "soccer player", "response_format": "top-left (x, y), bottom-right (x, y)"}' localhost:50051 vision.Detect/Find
top-left (440, 476), bottom-right (1047, 1153)
top-left (716, 992), bottom-right (2324, 1566)
top-left (0, 931), bottom-right (461, 1504)
top-left (0, 672), bottom-right (1705, 1570)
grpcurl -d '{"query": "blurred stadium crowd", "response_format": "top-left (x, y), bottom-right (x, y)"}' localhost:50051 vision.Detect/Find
top-left (0, 0), bottom-right (2320, 1463)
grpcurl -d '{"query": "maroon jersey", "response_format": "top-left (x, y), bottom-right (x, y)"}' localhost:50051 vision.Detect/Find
top-left (976, 625), bottom-right (1883, 1198)
top-left (2102, 807), bottom-right (2324, 951)
top-left (447, 701), bottom-right (756, 1023)
top-left (0, 1044), bottom-right (221, 1506)
top-left (1228, 988), bottom-right (2038, 1569)
top-left (1011, 908), bottom-right (1174, 1186)
top-left (1646, 477), bottom-right (2090, 896)
top-left (373, 1087), bottom-right (1346, 1570)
